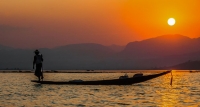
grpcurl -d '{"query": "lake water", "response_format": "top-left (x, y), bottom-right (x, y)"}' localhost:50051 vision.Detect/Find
top-left (0, 70), bottom-right (200, 107)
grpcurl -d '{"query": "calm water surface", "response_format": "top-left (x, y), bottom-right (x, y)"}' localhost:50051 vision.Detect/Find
top-left (0, 70), bottom-right (200, 107)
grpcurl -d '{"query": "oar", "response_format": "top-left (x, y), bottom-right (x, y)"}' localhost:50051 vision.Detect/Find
top-left (41, 54), bottom-right (44, 81)
top-left (170, 70), bottom-right (173, 86)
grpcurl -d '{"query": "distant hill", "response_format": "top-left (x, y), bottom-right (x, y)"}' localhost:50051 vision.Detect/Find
top-left (0, 49), bottom-right (33, 70)
top-left (0, 44), bottom-right (14, 50)
top-left (1, 34), bottom-right (200, 70)
top-left (46, 43), bottom-right (115, 69)
top-left (0, 43), bottom-right (115, 70)
top-left (165, 60), bottom-right (200, 70)
top-left (112, 34), bottom-right (200, 69)
top-left (108, 44), bottom-right (125, 52)
top-left (54, 43), bottom-right (114, 58)
top-left (122, 34), bottom-right (200, 58)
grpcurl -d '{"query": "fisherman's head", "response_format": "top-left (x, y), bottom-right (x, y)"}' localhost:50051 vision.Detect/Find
top-left (34, 50), bottom-right (39, 55)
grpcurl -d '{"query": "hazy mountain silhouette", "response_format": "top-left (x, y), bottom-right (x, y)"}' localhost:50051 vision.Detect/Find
top-left (0, 49), bottom-right (33, 69)
top-left (1, 34), bottom-right (200, 70)
top-left (108, 44), bottom-right (125, 52)
top-left (165, 60), bottom-right (200, 70)
top-left (0, 43), bottom-right (114, 70)
top-left (44, 43), bottom-right (115, 69)
top-left (54, 43), bottom-right (114, 58)
top-left (0, 44), bottom-right (14, 50)
top-left (122, 34), bottom-right (200, 58)
top-left (108, 34), bottom-right (200, 69)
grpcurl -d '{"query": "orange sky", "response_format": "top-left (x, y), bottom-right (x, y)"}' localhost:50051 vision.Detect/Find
top-left (0, 0), bottom-right (200, 48)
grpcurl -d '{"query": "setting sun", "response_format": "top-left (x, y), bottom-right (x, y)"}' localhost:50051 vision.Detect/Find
top-left (168, 18), bottom-right (176, 26)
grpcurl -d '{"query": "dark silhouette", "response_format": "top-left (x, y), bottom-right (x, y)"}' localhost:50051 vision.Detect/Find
top-left (31, 71), bottom-right (170, 85)
top-left (170, 71), bottom-right (173, 86)
top-left (33, 50), bottom-right (44, 81)
top-left (1, 35), bottom-right (200, 70)
top-left (165, 60), bottom-right (200, 70)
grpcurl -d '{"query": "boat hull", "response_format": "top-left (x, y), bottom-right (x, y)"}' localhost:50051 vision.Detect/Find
top-left (31, 71), bottom-right (170, 85)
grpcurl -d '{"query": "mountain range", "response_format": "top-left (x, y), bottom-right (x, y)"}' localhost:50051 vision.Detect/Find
top-left (1, 34), bottom-right (200, 70)
top-left (165, 60), bottom-right (200, 70)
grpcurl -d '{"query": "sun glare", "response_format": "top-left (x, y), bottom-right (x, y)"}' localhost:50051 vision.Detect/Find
top-left (168, 18), bottom-right (176, 26)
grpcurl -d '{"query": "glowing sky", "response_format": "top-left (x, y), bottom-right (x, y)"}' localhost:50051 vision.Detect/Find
top-left (0, 0), bottom-right (200, 48)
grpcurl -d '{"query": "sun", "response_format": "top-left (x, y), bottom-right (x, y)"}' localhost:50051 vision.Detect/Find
top-left (168, 18), bottom-right (176, 26)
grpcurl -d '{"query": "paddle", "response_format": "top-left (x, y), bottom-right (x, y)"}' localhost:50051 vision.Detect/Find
top-left (41, 54), bottom-right (44, 81)
top-left (170, 70), bottom-right (173, 86)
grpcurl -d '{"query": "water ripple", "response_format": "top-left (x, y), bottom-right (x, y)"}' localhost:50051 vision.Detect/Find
top-left (0, 71), bottom-right (200, 106)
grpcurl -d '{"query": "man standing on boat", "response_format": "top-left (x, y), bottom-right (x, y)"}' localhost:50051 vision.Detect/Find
top-left (33, 50), bottom-right (44, 81)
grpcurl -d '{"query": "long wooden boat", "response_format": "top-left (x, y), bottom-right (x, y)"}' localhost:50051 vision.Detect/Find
top-left (31, 71), bottom-right (170, 85)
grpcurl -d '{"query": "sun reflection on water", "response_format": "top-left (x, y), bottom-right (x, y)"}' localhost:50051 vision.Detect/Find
top-left (155, 70), bottom-right (200, 106)
top-left (0, 71), bottom-right (200, 106)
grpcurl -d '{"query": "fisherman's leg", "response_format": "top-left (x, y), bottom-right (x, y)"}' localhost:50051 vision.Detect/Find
top-left (38, 63), bottom-right (43, 80)
top-left (36, 64), bottom-right (41, 81)
top-left (40, 71), bottom-right (43, 81)
top-left (38, 76), bottom-right (40, 81)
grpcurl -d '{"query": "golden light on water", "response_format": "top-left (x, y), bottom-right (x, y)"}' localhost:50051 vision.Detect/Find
top-left (0, 70), bottom-right (200, 106)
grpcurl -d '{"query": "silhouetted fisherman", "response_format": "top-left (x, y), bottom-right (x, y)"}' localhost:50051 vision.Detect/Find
top-left (33, 50), bottom-right (44, 81)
